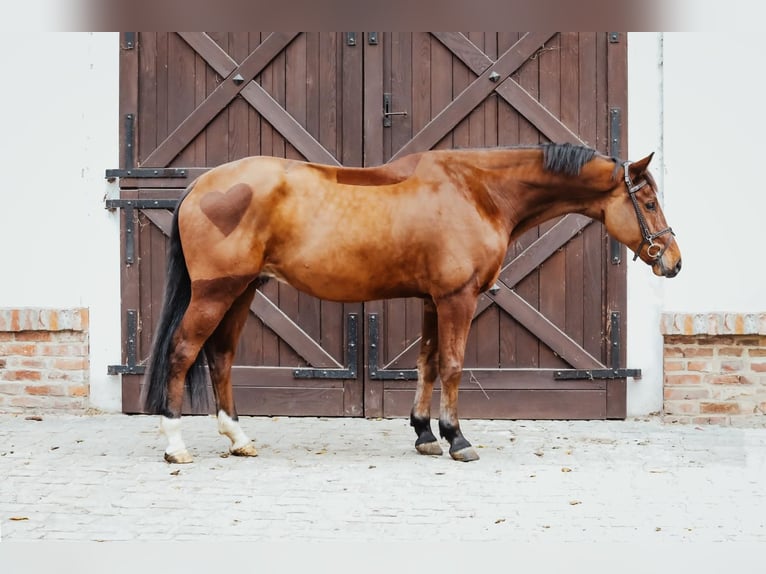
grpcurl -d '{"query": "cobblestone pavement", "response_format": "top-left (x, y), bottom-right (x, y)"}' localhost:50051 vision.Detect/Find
top-left (1, 412), bottom-right (764, 542)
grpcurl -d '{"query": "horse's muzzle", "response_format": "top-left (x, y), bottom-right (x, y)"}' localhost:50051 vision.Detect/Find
top-left (655, 257), bottom-right (682, 278)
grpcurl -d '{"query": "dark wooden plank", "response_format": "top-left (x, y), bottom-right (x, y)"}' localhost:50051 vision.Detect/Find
top-left (605, 32), bottom-right (629, 419)
top-left (155, 33), bottom-right (169, 149)
top-left (392, 32), bottom-right (556, 160)
top-left (132, 33), bottom-right (152, 166)
top-left (247, 32), bottom-right (263, 157)
top-left (383, 389), bottom-right (608, 419)
top-left (203, 32), bottom-right (230, 168)
top-left (537, 33), bottom-right (567, 369)
top-left (561, 33), bottom-right (585, 354)
top-left (363, 32), bottom-right (384, 166)
top-left (341, 32), bottom-right (363, 167)
top-left (229, 33), bottom-right (251, 163)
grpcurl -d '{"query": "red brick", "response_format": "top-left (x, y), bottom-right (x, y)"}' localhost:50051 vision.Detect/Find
top-left (719, 347), bottom-right (744, 357)
top-left (0, 343), bottom-right (37, 356)
top-left (749, 349), bottom-right (766, 357)
top-left (682, 347), bottom-right (715, 358)
top-left (68, 384), bottom-right (89, 397)
top-left (13, 332), bottom-right (52, 342)
top-left (664, 388), bottom-right (710, 400)
top-left (1, 370), bottom-right (42, 381)
top-left (39, 343), bottom-right (88, 357)
top-left (700, 402), bottom-right (740, 414)
top-left (0, 333), bottom-right (14, 342)
top-left (687, 360), bottom-right (713, 372)
top-left (51, 357), bottom-right (88, 371)
top-left (706, 374), bottom-right (750, 385)
top-left (664, 346), bottom-right (685, 358)
top-left (721, 360), bottom-right (744, 372)
top-left (664, 401), bottom-right (699, 414)
top-left (664, 360), bottom-right (686, 372)
top-left (14, 358), bottom-right (49, 369)
top-left (665, 374), bottom-right (702, 386)
top-left (25, 385), bottom-right (66, 396)
top-left (750, 361), bottom-right (766, 373)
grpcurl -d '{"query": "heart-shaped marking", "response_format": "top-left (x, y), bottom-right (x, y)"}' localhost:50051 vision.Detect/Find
top-left (199, 183), bottom-right (253, 236)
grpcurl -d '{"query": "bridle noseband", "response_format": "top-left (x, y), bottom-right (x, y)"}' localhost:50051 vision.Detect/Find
top-left (623, 161), bottom-right (675, 261)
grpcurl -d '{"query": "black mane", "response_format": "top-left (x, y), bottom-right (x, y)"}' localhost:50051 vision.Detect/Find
top-left (541, 143), bottom-right (597, 176)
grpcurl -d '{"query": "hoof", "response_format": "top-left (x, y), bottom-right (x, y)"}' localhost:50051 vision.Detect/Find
top-left (415, 441), bottom-right (444, 456)
top-left (164, 450), bottom-right (193, 464)
top-left (450, 446), bottom-right (480, 462)
top-left (230, 443), bottom-right (258, 457)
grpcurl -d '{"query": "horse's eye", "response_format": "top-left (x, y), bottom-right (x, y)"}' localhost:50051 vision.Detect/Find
top-left (645, 201), bottom-right (656, 211)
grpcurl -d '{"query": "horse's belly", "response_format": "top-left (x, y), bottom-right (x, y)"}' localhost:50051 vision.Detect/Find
top-left (261, 258), bottom-right (423, 302)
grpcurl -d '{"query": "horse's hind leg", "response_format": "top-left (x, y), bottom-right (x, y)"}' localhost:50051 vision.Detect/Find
top-left (205, 279), bottom-right (261, 457)
top-left (435, 291), bottom-right (479, 462)
top-left (410, 298), bottom-right (442, 456)
top-left (162, 276), bottom-right (255, 463)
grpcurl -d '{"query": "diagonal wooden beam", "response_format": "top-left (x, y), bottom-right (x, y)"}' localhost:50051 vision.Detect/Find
top-left (141, 209), bottom-right (341, 369)
top-left (391, 32), bottom-right (556, 161)
top-left (432, 32), bottom-right (584, 146)
top-left (142, 33), bottom-right (299, 168)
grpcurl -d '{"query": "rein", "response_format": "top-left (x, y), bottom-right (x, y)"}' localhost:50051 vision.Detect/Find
top-left (622, 161), bottom-right (675, 261)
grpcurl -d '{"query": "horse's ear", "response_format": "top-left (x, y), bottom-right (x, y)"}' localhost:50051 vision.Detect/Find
top-left (628, 152), bottom-right (654, 180)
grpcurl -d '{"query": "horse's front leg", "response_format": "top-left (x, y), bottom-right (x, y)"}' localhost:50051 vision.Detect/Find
top-left (205, 280), bottom-right (260, 457)
top-left (410, 298), bottom-right (442, 456)
top-left (435, 290), bottom-right (479, 462)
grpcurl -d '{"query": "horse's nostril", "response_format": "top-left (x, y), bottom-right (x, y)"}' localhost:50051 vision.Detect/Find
top-left (675, 259), bottom-right (682, 274)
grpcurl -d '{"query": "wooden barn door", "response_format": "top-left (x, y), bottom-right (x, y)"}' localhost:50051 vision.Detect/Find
top-left (111, 33), bottom-right (367, 416)
top-left (110, 32), bottom-right (630, 419)
top-left (361, 33), bottom-right (631, 419)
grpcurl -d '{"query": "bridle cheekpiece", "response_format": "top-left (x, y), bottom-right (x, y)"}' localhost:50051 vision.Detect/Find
top-left (622, 161), bottom-right (675, 261)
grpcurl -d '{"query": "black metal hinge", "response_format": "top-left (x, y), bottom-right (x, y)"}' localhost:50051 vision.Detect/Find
top-left (293, 314), bottom-right (358, 379)
top-left (108, 310), bottom-right (145, 375)
top-left (105, 167), bottom-right (189, 180)
top-left (554, 311), bottom-right (641, 380)
top-left (367, 314), bottom-right (418, 380)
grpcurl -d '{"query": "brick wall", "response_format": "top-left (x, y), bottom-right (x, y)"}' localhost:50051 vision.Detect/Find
top-left (661, 312), bottom-right (766, 426)
top-left (0, 308), bottom-right (89, 412)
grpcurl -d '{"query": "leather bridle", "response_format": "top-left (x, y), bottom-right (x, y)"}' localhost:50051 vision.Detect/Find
top-left (623, 161), bottom-right (675, 262)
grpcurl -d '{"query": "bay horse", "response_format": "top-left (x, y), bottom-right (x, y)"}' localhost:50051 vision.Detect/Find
top-left (144, 143), bottom-right (681, 464)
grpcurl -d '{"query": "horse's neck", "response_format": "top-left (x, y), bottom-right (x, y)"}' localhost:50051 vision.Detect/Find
top-left (478, 150), bottom-right (611, 240)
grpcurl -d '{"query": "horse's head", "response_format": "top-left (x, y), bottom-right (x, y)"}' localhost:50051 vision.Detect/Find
top-left (603, 153), bottom-right (681, 278)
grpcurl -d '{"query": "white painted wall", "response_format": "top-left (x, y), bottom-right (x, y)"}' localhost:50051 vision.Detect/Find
top-left (627, 30), bottom-right (766, 415)
top-left (0, 32), bottom-right (121, 411)
top-left (2, 31), bottom-right (762, 415)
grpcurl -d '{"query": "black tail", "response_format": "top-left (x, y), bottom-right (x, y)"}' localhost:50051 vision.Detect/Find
top-left (144, 188), bottom-right (208, 415)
